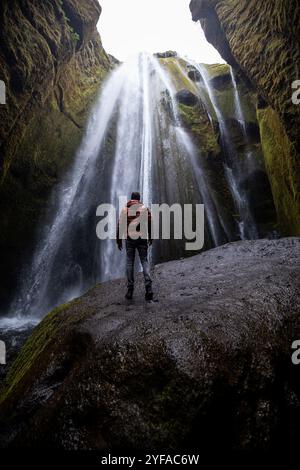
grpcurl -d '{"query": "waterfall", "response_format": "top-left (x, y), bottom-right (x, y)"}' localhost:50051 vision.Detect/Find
top-left (149, 57), bottom-right (229, 246)
top-left (2, 53), bottom-right (220, 326)
top-left (230, 67), bottom-right (259, 174)
top-left (190, 62), bottom-right (259, 240)
top-left (1, 53), bottom-right (263, 330)
top-left (230, 68), bottom-right (246, 133)
top-left (5, 63), bottom-right (128, 322)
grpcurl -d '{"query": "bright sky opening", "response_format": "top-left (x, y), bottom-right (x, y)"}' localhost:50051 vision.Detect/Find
top-left (97, 0), bottom-right (224, 64)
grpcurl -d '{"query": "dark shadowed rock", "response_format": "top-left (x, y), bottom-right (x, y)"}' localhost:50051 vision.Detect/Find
top-left (187, 66), bottom-right (202, 82)
top-left (154, 51), bottom-right (178, 58)
top-left (210, 71), bottom-right (232, 90)
top-left (0, 238), bottom-right (300, 451)
top-left (175, 89), bottom-right (199, 106)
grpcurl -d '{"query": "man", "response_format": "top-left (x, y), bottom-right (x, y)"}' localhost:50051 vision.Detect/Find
top-left (117, 192), bottom-right (153, 301)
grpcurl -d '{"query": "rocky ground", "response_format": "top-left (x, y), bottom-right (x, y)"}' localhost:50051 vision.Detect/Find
top-left (0, 238), bottom-right (300, 451)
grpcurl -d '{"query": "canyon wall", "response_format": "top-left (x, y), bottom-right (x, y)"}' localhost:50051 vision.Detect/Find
top-left (190, 0), bottom-right (300, 235)
top-left (0, 0), bottom-right (112, 307)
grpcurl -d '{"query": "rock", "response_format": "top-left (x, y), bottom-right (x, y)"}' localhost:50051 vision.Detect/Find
top-left (0, 238), bottom-right (300, 451)
top-left (257, 106), bottom-right (300, 235)
top-left (154, 51), bottom-right (178, 59)
top-left (240, 169), bottom-right (276, 229)
top-left (209, 72), bottom-right (232, 90)
top-left (187, 66), bottom-right (201, 82)
top-left (190, 0), bottom-right (300, 236)
top-left (243, 121), bottom-right (261, 144)
top-left (175, 89), bottom-right (199, 106)
top-left (108, 54), bottom-right (120, 66)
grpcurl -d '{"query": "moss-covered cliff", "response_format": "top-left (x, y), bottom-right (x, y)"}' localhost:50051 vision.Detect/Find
top-left (190, 0), bottom-right (300, 235)
top-left (159, 56), bottom-right (276, 240)
top-left (0, 0), bottom-right (112, 307)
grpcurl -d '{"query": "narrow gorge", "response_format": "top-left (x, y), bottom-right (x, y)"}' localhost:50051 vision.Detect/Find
top-left (0, 0), bottom-right (299, 452)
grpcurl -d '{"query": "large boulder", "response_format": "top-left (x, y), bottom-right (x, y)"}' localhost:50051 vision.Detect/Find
top-left (0, 238), bottom-right (300, 451)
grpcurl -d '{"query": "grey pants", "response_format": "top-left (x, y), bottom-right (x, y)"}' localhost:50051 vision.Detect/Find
top-left (125, 239), bottom-right (152, 289)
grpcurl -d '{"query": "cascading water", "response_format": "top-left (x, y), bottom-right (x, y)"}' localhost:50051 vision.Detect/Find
top-left (190, 61), bottom-right (259, 240)
top-left (230, 68), bottom-right (246, 133)
top-left (230, 67), bottom-right (259, 173)
top-left (148, 57), bottom-right (230, 247)
top-left (7, 63), bottom-right (128, 320)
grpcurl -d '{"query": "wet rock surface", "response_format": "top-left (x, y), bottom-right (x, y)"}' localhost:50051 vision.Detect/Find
top-left (0, 238), bottom-right (300, 451)
top-left (175, 89), bottom-right (199, 106)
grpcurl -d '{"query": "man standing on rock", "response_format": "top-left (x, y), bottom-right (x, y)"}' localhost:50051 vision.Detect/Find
top-left (117, 192), bottom-right (153, 301)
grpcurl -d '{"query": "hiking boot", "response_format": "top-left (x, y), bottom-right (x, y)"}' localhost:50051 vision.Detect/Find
top-left (145, 286), bottom-right (153, 301)
top-left (125, 288), bottom-right (134, 300)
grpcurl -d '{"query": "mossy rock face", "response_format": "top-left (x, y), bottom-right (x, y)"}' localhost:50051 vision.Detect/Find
top-left (190, 0), bottom-right (300, 235)
top-left (159, 57), bottom-right (200, 95)
top-left (168, 57), bottom-right (276, 238)
top-left (190, 0), bottom-right (300, 152)
top-left (257, 107), bottom-right (300, 235)
top-left (0, 1), bottom-right (112, 308)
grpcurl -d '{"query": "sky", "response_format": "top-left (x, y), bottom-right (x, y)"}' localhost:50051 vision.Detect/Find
top-left (97, 0), bottom-right (224, 64)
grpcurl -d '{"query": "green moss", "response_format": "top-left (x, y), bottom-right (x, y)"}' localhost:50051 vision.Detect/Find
top-left (178, 102), bottom-right (220, 156)
top-left (257, 106), bottom-right (300, 235)
top-left (70, 30), bottom-right (80, 45)
top-left (0, 298), bottom-right (82, 404)
top-left (159, 57), bottom-right (199, 94)
top-left (58, 0), bottom-right (81, 45)
top-left (205, 63), bottom-right (231, 80)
